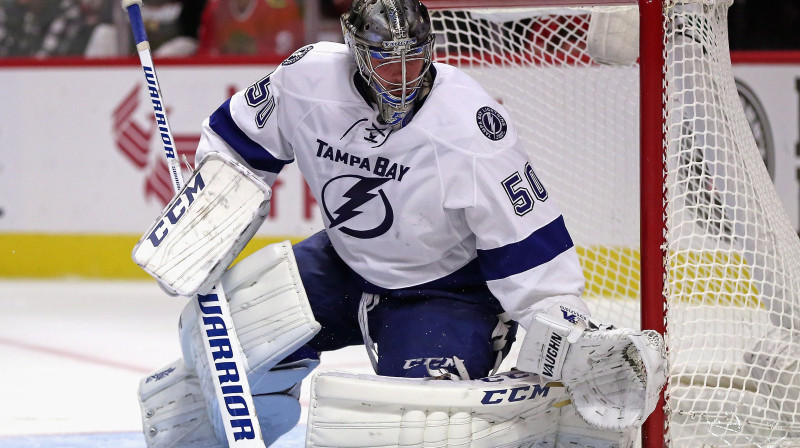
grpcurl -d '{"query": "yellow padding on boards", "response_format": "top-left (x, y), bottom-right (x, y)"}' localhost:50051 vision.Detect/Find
top-left (669, 250), bottom-right (762, 308)
top-left (577, 245), bottom-right (762, 308)
top-left (0, 233), bottom-right (305, 279)
top-left (0, 235), bottom-right (766, 309)
top-left (577, 246), bottom-right (641, 300)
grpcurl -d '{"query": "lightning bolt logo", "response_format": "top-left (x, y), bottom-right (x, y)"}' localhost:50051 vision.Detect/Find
top-left (322, 175), bottom-right (394, 239)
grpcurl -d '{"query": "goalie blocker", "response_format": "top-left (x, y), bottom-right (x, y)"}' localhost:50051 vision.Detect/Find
top-left (132, 152), bottom-right (272, 297)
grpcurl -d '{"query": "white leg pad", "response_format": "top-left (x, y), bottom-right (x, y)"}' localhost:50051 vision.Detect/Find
top-left (306, 371), bottom-right (634, 447)
top-left (220, 240), bottom-right (321, 385)
top-left (139, 359), bottom-right (309, 448)
top-left (177, 241), bottom-right (321, 444)
top-left (558, 408), bottom-right (637, 448)
top-left (138, 359), bottom-right (223, 448)
top-left (180, 240), bottom-right (321, 393)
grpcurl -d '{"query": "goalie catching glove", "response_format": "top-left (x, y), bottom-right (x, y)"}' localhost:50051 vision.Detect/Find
top-left (517, 303), bottom-right (668, 430)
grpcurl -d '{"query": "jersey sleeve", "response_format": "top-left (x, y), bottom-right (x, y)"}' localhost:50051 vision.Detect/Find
top-left (426, 66), bottom-right (590, 329)
top-left (194, 66), bottom-right (294, 187)
top-left (460, 144), bottom-right (590, 329)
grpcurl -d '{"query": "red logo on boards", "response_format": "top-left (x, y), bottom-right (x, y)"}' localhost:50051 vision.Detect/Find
top-left (112, 85), bottom-right (200, 206)
top-left (111, 85), bottom-right (318, 220)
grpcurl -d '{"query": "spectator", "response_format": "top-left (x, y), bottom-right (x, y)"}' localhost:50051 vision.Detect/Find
top-left (83, 0), bottom-right (206, 58)
top-left (124, 0), bottom-right (208, 57)
top-left (151, 0), bottom-right (208, 56)
top-left (197, 0), bottom-right (304, 57)
top-left (0, 0), bottom-right (110, 57)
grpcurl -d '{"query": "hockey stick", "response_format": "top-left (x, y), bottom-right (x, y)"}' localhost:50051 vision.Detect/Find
top-left (120, 1), bottom-right (266, 446)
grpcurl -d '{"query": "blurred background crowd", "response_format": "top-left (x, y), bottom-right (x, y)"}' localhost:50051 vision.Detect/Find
top-left (0, 0), bottom-right (795, 61)
top-left (0, 0), bottom-right (349, 59)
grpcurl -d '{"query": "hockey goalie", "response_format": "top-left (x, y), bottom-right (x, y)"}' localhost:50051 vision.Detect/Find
top-left (134, 0), bottom-right (667, 447)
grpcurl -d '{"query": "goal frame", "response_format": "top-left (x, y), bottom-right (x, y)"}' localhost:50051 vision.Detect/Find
top-left (424, 1), bottom-right (668, 446)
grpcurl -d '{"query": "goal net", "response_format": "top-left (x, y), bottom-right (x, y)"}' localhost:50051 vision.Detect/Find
top-left (425, 0), bottom-right (800, 446)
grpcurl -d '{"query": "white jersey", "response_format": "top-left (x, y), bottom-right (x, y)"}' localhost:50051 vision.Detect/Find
top-left (195, 42), bottom-right (589, 328)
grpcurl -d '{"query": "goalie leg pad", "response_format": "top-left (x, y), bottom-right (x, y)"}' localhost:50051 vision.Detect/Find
top-left (179, 240), bottom-right (321, 393)
top-left (133, 152), bottom-right (272, 297)
top-left (139, 359), bottom-right (308, 448)
top-left (220, 240), bottom-right (321, 381)
top-left (557, 406), bottom-right (637, 448)
top-left (307, 370), bottom-right (564, 447)
top-left (307, 370), bottom-right (636, 448)
top-left (138, 359), bottom-right (223, 448)
top-left (177, 241), bottom-right (321, 444)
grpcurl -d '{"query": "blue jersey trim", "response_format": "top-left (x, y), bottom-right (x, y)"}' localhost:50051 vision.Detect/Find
top-left (209, 99), bottom-right (293, 174)
top-left (478, 216), bottom-right (574, 282)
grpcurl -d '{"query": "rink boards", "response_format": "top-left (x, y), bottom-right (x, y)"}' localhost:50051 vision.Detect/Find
top-left (1, 59), bottom-right (799, 281)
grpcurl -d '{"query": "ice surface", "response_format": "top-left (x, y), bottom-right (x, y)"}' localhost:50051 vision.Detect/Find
top-left (0, 280), bottom-right (373, 447)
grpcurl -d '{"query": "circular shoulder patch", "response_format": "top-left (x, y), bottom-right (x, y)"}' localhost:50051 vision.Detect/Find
top-left (281, 45), bottom-right (313, 66)
top-left (476, 106), bottom-right (507, 141)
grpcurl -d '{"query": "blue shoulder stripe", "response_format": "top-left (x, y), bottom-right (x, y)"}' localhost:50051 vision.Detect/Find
top-left (478, 216), bottom-right (574, 282)
top-left (208, 99), bottom-right (293, 173)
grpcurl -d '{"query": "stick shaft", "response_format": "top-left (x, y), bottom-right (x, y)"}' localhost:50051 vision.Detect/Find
top-left (124, 1), bottom-right (183, 193)
top-left (121, 2), bottom-right (265, 446)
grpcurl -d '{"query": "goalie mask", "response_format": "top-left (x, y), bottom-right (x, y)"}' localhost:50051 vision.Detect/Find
top-left (341, 0), bottom-right (434, 129)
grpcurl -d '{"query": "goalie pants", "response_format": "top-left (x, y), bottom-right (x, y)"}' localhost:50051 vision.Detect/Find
top-left (289, 230), bottom-right (511, 379)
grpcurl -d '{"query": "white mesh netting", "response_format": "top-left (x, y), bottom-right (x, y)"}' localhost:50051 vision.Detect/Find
top-left (428, 1), bottom-right (800, 446)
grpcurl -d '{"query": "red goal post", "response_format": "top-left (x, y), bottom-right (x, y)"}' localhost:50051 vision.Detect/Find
top-left (422, 1), bottom-right (800, 447)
